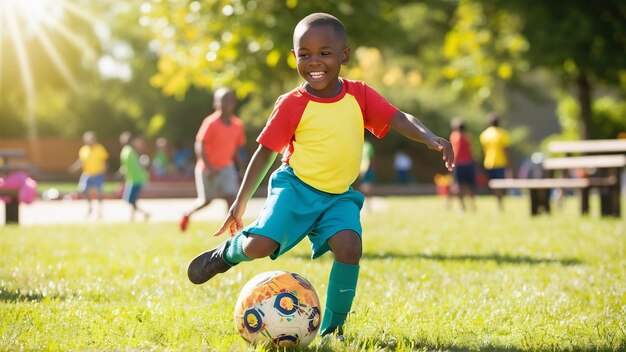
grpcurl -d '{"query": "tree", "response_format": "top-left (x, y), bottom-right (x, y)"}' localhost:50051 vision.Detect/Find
top-left (444, 0), bottom-right (626, 139)
top-left (143, 1), bottom-right (406, 101)
top-left (507, 0), bottom-right (626, 139)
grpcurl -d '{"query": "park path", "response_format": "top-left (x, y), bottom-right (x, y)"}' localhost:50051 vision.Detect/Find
top-left (1, 197), bottom-right (387, 225)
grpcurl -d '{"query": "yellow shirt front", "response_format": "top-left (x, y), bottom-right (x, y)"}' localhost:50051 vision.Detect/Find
top-left (79, 143), bottom-right (109, 175)
top-left (257, 79), bottom-right (397, 194)
top-left (479, 126), bottom-right (510, 169)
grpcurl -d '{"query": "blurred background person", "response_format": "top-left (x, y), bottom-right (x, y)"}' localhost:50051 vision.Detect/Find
top-left (394, 142), bottom-right (413, 184)
top-left (449, 117), bottom-right (477, 213)
top-left (151, 137), bottom-right (170, 179)
top-left (69, 131), bottom-right (109, 219)
top-left (179, 87), bottom-right (247, 232)
top-left (173, 140), bottom-right (194, 177)
top-left (119, 133), bottom-right (150, 222)
top-left (479, 113), bottom-right (511, 211)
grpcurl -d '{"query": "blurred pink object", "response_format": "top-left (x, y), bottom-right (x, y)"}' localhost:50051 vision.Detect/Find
top-left (0, 171), bottom-right (38, 204)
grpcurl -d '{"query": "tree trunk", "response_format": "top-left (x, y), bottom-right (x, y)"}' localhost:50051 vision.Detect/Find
top-left (576, 70), bottom-right (593, 140)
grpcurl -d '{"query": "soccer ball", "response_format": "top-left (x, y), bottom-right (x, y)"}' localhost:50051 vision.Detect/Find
top-left (234, 271), bottom-right (321, 348)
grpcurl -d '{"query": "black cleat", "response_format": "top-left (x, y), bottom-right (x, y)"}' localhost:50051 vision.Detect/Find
top-left (187, 239), bottom-right (235, 284)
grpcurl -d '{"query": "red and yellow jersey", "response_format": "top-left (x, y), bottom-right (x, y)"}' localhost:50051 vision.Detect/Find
top-left (257, 78), bottom-right (398, 194)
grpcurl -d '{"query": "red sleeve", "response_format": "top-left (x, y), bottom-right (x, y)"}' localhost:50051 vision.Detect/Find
top-left (256, 93), bottom-right (304, 152)
top-left (350, 81), bottom-right (399, 138)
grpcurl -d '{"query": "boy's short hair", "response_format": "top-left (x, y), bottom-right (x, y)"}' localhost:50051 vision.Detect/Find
top-left (294, 12), bottom-right (347, 47)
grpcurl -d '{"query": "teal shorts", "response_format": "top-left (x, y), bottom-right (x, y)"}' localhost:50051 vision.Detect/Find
top-left (241, 164), bottom-right (364, 260)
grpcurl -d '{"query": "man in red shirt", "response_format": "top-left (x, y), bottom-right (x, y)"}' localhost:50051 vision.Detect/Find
top-left (180, 88), bottom-right (247, 231)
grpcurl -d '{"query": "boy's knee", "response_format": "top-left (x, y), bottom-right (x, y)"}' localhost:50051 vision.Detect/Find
top-left (329, 231), bottom-right (362, 264)
top-left (243, 235), bottom-right (278, 259)
top-left (333, 245), bottom-right (361, 264)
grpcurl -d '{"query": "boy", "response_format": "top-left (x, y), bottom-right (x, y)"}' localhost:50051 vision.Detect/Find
top-left (187, 13), bottom-right (454, 339)
top-left (119, 133), bottom-right (150, 222)
top-left (70, 131), bottom-right (109, 218)
top-left (179, 87), bottom-right (247, 231)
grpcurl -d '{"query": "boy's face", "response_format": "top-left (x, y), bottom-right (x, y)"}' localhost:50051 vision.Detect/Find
top-left (292, 24), bottom-right (350, 98)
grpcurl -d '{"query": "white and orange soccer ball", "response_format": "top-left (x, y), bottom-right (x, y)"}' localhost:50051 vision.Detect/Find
top-left (234, 271), bottom-right (321, 348)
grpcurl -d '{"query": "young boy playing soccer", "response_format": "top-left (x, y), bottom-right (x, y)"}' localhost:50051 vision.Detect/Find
top-left (187, 12), bottom-right (455, 339)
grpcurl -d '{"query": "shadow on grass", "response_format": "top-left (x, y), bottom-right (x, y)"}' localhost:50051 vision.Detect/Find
top-left (295, 252), bottom-right (582, 266)
top-left (302, 335), bottom-right (623, 352)
top-left (0, 288), bottom-right (58, 302)
top-left (361, 251), bottom-right (583, 266)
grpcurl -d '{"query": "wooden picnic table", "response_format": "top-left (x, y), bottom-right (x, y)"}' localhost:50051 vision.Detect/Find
top-left (544, 142), bottom-right (626, 217)
top-left (543, 155), bottom-right (626, 170)
top-left (547, 139), bottom-right (626, 154)
top-left (489, 140), bottom-right (626, 217)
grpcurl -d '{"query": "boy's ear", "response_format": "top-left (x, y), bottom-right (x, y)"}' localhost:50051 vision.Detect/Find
top-left (291, 49), bottom-right (296, 59)
top-left (341, 47), bottom-right (351, 65)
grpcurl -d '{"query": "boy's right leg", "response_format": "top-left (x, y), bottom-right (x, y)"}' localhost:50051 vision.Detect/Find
top-left (187, 237), bottom-right (236, 284)
top-left (187, 233), bottom-right (277, 284)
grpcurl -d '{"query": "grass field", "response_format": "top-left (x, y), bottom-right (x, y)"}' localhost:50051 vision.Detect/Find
top-left (1, 196), bottom-right (625, 351)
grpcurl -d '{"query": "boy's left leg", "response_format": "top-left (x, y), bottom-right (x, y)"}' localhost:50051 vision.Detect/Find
top-left (319, 230), bottom-right (361, 337)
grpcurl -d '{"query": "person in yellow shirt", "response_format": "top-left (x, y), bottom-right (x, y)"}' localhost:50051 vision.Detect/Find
top-left (479, 113), bottom-right (511, 211)
top-left (70, 131), bottom-right (109, 218)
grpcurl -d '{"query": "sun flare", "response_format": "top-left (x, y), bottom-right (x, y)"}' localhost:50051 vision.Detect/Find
top-left (1, 0), bottom-right (97, 140)
top-left (1, 0), bottom-right (62, 24)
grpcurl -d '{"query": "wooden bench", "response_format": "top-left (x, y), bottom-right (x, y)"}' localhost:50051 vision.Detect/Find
top-left (547, 139), bottom-right (626, 217)
top-left (547, 139), bottom-right (626, 154)
top-left (489, 176), bottom-right (618, 215)
top-left (542, 154), bottom-right (625, 217)
top-left (488, 141), bottom-right (626, 217)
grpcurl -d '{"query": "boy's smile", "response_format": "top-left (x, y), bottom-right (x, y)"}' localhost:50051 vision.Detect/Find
top-left (292, 24), bottom-right (350, 98)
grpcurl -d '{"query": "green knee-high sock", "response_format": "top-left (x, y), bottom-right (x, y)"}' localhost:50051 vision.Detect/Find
top-left (224, 232), bottom-right (253, 265)
top-left (319, 261), bottom-right (359, 335)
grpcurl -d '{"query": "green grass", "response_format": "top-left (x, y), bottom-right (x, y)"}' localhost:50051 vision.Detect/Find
top-left (1, 196), bottom-right (625, 351)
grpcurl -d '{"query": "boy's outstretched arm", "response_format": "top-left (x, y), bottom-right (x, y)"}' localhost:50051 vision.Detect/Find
top-left (390, 111), bottom-right (455, 171)
top-left (213, 145), bottom-right (278, 237)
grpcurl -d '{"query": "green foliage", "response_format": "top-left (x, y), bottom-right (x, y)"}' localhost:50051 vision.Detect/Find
top-left (1, 197), bottom-right (625, 351)
top-left (547, 94), bottom-right (626, 143)
top-left (443, 0), bottom-right (529, 105)
top-left (502, 0), bottom-right (626, 86)
top-left (591, 97), bottom-right (626, 139)
top-left (144, 0), bottom-right (405, 100)
top-left (2, 0), bottom-right (624, 152)
top-left (556, 95), bottom-right (582, 140)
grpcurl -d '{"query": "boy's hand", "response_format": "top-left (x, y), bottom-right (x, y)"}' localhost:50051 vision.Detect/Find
top-left (427, 136), bottom-right (455, 171)
top-left (213, 200), bottom-right (246, 237)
